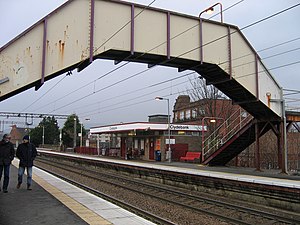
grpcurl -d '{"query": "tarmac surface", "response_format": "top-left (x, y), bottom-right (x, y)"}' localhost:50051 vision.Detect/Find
top-left (0, 166), bottom-right (87, 225)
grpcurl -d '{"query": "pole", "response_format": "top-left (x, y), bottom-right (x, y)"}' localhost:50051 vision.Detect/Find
top-left (73, 117), bottom-right (77, 149)
top-left (42, 126), bottom-right (45, 146)
top-left (97, 134), bottom-right (100, 156)
top-left (281, 89), bottom-right (288, 174)
top-left (80, 123), bottom-right (83, 147)
top-left (270, 90), bottom-right (288, 174)
top-left (59, 129), bottom-right (62, 147)
top-left (167, 98), bottom-right (171, 163)
top-left (201, 118), bottom-right (205, 162)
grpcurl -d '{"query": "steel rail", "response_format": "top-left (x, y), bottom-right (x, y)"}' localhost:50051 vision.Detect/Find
top-left (36, 157), bottom-right (300, 225)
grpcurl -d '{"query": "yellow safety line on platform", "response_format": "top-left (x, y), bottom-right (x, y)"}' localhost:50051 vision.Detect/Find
top-left (11, 160), bottom-right (111, 225)
top-left (33, 175), bottom-right (112, 225)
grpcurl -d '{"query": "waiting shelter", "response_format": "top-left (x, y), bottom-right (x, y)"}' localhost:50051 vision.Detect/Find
top-left (90, 122), bottom-right (205, 161)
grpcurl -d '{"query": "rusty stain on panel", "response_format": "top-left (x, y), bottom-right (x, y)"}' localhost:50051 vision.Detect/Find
top-left (47, 40), bottom-right (50, 53)
top-left (61, 43), bottom-right (65, 57)
top-left (64, 30), bottom-right (67, 40)
top-left (58, 40), bottom-right (65, 67)
top-left (26, 47), bottom-right (31, 55)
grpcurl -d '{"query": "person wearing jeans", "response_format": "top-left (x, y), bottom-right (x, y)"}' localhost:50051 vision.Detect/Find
top-left (0, 134), bottom-right (15, 193)
top-left (16, 135), bottom-right (37, 190)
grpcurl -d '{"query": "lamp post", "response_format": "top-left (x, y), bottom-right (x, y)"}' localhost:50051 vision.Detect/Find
top-left (80, 118), bottom-right (90, 148)
top-left (73, 117), bottom-right (77, 149)
top-left (201, 117), bottom-right (224, 162)
top-left (59, 128), bottom-right (62, 148)
top-left (155, 96), bottom-right (171, 163)
top-left (42, 125), bottom-right (45, 146)
top-left (80, 123), bottom-right (83, 147)
top-left (199, 2), bottom-right (223, 23)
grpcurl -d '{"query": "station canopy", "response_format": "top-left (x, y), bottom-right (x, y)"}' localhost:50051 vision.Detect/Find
top-left (90, 122), bottom-right (206, 134)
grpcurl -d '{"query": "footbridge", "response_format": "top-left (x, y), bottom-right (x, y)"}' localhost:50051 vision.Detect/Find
top-left (0, 0), bottom-right (285, 167)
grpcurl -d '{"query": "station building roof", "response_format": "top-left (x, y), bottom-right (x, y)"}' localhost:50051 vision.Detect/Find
top-left (90, 122), bottom-right (206, 134)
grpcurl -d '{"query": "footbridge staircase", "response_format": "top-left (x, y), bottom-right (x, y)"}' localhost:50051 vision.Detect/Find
top-left (0, 0), bottom-right (284, 166)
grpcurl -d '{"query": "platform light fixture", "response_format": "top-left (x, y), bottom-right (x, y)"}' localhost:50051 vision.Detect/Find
top-left (201, 117), bottom-right (225, 162)
top-left (199, 2), bottom-right (223, 23)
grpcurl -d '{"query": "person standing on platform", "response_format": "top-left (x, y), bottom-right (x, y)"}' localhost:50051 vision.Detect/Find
top-left (0, 134), bottom-right (15, 193)
top-left (16, 135), bottom-right (37, 190)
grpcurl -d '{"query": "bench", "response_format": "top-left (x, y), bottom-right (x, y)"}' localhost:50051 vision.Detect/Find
top-left (180, 152), bottom-right (201, 162)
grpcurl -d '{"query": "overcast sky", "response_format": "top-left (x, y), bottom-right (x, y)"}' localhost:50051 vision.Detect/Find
top-left (0, 0), bottom-right (300, 132)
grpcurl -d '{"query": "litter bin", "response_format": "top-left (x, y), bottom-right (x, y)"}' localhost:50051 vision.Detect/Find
top-left (155, 150), bottom-right (161, 161)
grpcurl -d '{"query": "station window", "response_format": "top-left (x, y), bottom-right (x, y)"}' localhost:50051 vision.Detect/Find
top-left (199, 108), bottom-right (205, 115)
top-left (186, 110), bottom-right (191, 119)
top-left (192, 110), bottom-right (197, 118)
top-left (174, 113), bottom-right (178, 122)
top-left (192, 132), bottom-right (200, 136)
top-left (180, 111), bottom-right (184, 120)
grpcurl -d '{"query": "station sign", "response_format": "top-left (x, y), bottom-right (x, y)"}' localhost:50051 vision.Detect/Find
top-left (166, 139), bottom-right (175, 144)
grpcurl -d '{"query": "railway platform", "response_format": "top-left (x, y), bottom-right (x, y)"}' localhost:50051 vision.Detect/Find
top-left (42, 150), bottom-right (300, 188)
top-left (0, 159), bottom-right (155, 225)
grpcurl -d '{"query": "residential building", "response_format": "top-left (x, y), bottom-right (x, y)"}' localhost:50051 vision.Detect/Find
top-left (9, 125), bottom-right (29, 147)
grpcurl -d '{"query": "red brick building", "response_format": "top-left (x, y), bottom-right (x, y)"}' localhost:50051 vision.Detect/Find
top-left (172, 95), bottom-right (300, 171)
top-left (9, 125), bottom-right (29, 147)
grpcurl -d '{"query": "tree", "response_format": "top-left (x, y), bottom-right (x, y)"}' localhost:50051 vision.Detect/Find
top-left (62, 114), bottom-right (87, 147)
top-left (30, 116), bottom-right (60, 147)
top-left (187, 75), bottom-right (239, 149)
top-left (188, 75), bottom-right (235, 119)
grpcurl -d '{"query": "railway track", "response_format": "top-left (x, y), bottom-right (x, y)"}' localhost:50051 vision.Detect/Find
top-left (36, 156), bottom-right (300, 225)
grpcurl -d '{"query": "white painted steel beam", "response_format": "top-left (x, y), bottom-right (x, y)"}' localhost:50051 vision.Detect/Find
top-left (0, 0), bottom-right (282, 117)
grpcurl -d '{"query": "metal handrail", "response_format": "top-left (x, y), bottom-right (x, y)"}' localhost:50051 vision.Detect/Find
top-left (202, 109), bottom-right (253, 159)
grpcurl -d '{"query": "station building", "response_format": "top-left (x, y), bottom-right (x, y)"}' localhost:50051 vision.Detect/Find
top-left (90, 115), bottom-right (205, 161)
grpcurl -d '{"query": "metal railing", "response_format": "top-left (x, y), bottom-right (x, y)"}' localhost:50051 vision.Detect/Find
top-left (202, 109), bottom-right (253, 160)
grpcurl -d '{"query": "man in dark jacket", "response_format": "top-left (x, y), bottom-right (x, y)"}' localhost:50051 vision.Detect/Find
top-left (16, 135), bottom-right (37, 190)
top-left (0, 134), bottom-right (15, 193)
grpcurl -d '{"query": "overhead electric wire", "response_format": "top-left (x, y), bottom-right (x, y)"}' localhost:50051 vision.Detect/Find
top-left (80, 86), bottom-right (197, 118)
top-left (283, 89), bottom-right (300, 97)
top-left (208, 0), bottom-right (244, 19)
top-left (33, 61), bottom-right (130, 112)
top-left (81, 57), bottom-right (300, 117)
top-left (26, 2), bottom-right (300, 117)
top-left (53, 42), bottom-right (300, 114)
top-left (29, 0), bottom-right (245, 112)
top-left (60, 37), bottom-right (300, 114)
top-left (70, 71), bottom-right (196, 112)
top-left (21, 75), bottom-right (67, 112)
top-left (235, 60), bottom-right (300, 80)
top-left (77, 75), bottom-right (197, 117)
top-left (52, 0), bottom-right (294, 113)
top-left (258, 37), bottom-right (300, 53)
top-left (25, 0), bottom-right (157, 112)
top-left (69, 34), bottom-right (300, 115)
top-left (227, 46), bottom-right (300, 70)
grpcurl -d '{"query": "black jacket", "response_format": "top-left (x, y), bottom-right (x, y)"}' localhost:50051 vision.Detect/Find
top-left (0, 140), bottom-right (15, 165)
top-left (16, 142), bottom-right (37, 167)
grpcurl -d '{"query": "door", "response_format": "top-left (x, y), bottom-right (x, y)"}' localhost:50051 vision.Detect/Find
top-left (149, 138), bottom-right (155, 160)
top-left (120, 137), bottom-right (126, 159)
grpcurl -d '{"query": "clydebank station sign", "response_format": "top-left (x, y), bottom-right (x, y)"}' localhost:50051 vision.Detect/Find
top-left (90, 122), bottom-right (207, 134)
